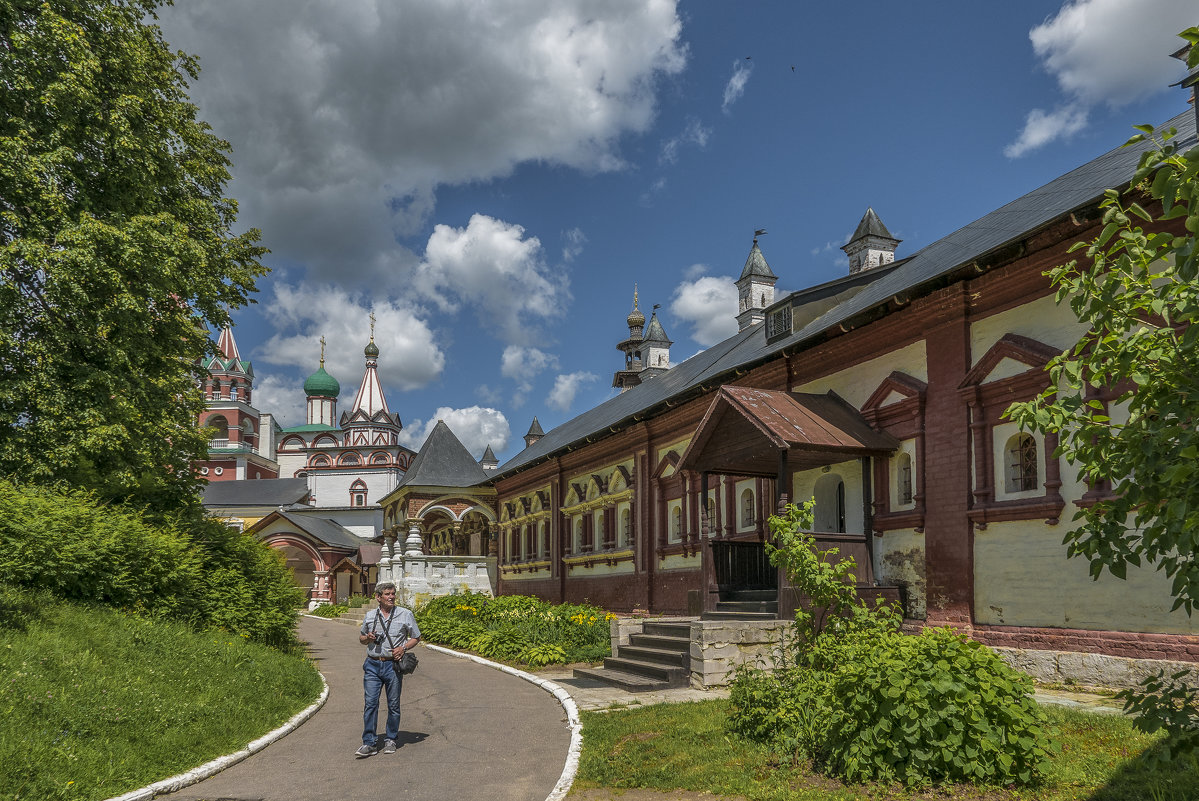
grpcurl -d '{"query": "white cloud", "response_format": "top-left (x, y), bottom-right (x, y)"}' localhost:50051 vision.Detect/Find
top-left (251, 374), bottom-right (306, 428)
top-left (399, 406), bottom-right (511, 458)
top-left (258, 283), bottom-right (445, 392)
top-left (415, 214), bottom-right (571, 344)
top-left (562, 228), bottom-right (587, 263)
top-left (722, 60), bottom-right (753, 114)
top-left (670, 275), bottom-right (738, 346)
top-left (1004, 104), bottom-right (1090, 158)
top-left (501, 345), bottom-right (560, 407)
top-left (547, 371), bottom-right (600, 412)
top-left (660, 117), bottom-right (712, 164)
top-left (1007, 0), bottom-right (1193, 157)
top-left (158, 1), bottom-right (687, 284)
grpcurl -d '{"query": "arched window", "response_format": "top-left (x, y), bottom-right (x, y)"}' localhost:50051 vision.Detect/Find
top-left (814, 473), bottom-right (846, 533)
top-left (595, 513), bottom-right (606, 550)
top-left (706, 498), bottom-right (716, 532)
top-left (371, 452), bottom-right (390, 464)
top-left (1005, 434), bottom-right (1038, 493)
top-left (229, 382), bottom-right (239, 401)
top-left (538, 522), bottom-right (548, 558)
top-left (341, 452), bottom-right (361, 466)
top-left (310, 454), bottom-right (330, 468)
top-left (211, 380), bottom-right (221, 399)
top-left (350, 479), bottom-right (368, 507)
top-left (896, 452), bottom-right (913, 506)
top-left (572, 517), bottom-right (583, 554)
top-left (620, 508), bottom-right (631, 548)
top-left (740, 489), bottom-right (755, 527)
top-left (207, 415), bottom-right (229, 441)
top-left (671, 505), bottom-right (682, 540)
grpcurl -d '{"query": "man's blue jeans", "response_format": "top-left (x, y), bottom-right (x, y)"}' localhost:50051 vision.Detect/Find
top-left (363, 658), bottom-right (403, 746)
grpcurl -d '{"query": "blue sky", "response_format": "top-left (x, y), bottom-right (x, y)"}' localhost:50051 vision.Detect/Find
top-left (157, 0), bottom-right (1195, 463)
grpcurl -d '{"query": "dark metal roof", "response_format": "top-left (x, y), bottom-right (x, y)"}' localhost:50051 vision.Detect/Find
top-left (201, 478), bottom-right (310, 507)
top-left (739, 240), bottom-right (778, 281)
top-left (847, 207), bottom-right (898, 244)
top-left (643, 312), bottom-right (672, 345)
top-left (497, 109), bottom-right (1197, 478)
top-left (398, 420), bottom-right (491, 488)
top-left (525, 417), bottom-right (545, 437)
top-left (270, 509), bottom-right (363, 550)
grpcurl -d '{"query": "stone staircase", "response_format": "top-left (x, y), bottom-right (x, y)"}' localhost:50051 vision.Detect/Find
top-left (329, 602), bottom-right (376, 626)
top-left (701, 588), bottom-right (778, 621)
top-left (573, 620), bottom-right (691, 691)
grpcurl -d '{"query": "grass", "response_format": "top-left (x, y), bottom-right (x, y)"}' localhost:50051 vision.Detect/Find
top-left (574, 700), bottom-right (1199, 801)
top-left (0, 587), bottom-right (322, 801)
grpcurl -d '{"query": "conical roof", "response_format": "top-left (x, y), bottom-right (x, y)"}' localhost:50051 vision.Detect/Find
top-left (303, 366), bottom-right (340, 397)
top-left (847, 207), bottom-right (899, 244)
top-left (644, 311), bottom-right (672, 345)
top-left (525, 417), bottom-right (544, 437)
top-left (398, 420), bottom-right (490, 488)
top-left (738, 240), bottom-right (778, 281)
top-left (480, 444), bottom-right (498, 467)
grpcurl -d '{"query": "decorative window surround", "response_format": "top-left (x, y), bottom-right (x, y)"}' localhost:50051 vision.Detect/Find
top-left (500, 559), bottom-right (553, 575)
top-left (861, 371), bottom-right (927, 535)
top-left (958, 334), bottom-right (1064, 529)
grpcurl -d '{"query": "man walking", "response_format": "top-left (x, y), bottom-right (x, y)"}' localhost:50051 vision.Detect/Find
top-left (356, 582), bottom-right (421, 757)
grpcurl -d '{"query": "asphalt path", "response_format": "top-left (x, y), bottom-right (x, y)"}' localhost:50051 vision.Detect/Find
top-left (166, 615), bottom-right (572, 801)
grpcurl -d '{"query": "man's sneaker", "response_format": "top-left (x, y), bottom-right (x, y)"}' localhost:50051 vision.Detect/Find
top-left (382, 739), bottom-right (397, 754)
top-left (354, 744), bottom-right (377, 758)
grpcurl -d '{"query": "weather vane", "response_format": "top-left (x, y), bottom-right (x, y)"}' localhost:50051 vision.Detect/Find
top-left (754, 228), bottom-right (767, 242)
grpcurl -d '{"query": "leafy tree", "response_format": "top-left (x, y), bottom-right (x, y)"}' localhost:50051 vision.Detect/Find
top-left (0, 0), bottom-right (266, 512)
top-left (1007, 28), bottom-right (1199, 755)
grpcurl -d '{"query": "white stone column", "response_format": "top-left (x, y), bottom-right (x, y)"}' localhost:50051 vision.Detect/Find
top-left (377, 531), bottom-right (393, 584)
top-left (404, 520), bottom-right (424, 557)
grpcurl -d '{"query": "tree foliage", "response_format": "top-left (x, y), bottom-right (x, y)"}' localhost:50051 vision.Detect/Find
top-left (1007, 27), bottom-right (1199, 756)
top-left (0, 0), bottom-right (266, 511)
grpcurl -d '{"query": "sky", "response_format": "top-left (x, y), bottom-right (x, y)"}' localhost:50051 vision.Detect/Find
top-left (156, 0), bottom-right (1196, 464)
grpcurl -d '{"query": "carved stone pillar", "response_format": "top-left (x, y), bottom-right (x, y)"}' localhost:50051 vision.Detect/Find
top-left (404, 519), bottom-right (424, 556)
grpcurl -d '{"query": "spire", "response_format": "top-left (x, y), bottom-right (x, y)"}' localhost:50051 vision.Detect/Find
top-left (351, 326), bottom-right (390, 417)
top-left (842, 208), bottom-right (901, 275)
top-left (644, 306), bottom-right (672, 345)
top-left (524, 417), bottom-right (545, 449)
top-left (216, 326), bottom-right (240, 360)
top-left (736, 230), bottom-right (779, 332)
top-left (480, 444), bottom-right (499, 471)
top-left (626, 284), bottom-right (645, 335)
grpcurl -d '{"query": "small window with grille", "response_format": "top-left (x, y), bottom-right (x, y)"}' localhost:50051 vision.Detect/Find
top-left (1005, 434), bottom-right (1038, 493)
top-left (765, 305), bottom-right (792, 340)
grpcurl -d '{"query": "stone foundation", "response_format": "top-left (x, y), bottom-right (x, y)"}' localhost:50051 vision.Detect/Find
top-left (689, 619), bottom-right (792, 688)
top-left (993, 646), bottom-right (1199, 691)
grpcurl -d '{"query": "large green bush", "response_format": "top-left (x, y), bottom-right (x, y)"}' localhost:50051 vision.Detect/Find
top-left (416, 592), bottom-right (614, 665)
top-left (0, 479), bottom-right (302, 645)
top-left (825, 627), bottom-right (1051, 786)
top-left (729, 502), bottom-right (1051, 788)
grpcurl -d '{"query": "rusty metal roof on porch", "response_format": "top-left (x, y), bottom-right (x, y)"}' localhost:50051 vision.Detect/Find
top-left (679, 386), bottom-right (899, 476)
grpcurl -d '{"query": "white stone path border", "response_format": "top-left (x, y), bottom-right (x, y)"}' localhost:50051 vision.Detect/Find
top-left (423, 643), bottom-right (583, 801)
top-left (100, 639), bottom-right (582, 801)
top-left (102, 672), bottom-right (331, 801)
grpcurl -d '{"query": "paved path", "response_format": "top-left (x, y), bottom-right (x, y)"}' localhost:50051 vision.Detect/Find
top-left (167, 616), bottom-right (571, 801)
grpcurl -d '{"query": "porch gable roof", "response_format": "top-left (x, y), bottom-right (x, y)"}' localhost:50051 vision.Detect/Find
top-left (679, 386), bottom-right (899, 476)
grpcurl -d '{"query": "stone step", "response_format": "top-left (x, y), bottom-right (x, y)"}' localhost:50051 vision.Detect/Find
top-left (618, 645), bottom-right (689, 668)
top-left (642, 621), bottom-right (692, 638)
top-left (700, 610), bottom-right (778, 622)
top-left (715, 600), bottom-right (779, 614)
top-left (724, 589), bottom-right (777, 602)
top-left (571, 666), bottom-right (676, 692)
top-left (628, 633), bottom-right (690, 652)
top-left (603, 656), bottom-right (688, 684)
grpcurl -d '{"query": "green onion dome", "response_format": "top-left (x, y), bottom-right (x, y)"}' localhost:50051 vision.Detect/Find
top-left (303, 366), bottom-right (340, 397)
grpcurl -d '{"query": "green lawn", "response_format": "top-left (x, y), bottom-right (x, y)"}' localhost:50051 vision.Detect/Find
top-left (574, 700), bottom-right (1199, 801)
top-left (0, 588), bottom-right (322, 801)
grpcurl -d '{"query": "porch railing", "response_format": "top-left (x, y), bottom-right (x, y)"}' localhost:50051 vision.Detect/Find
top-left (710, 540), bottom-right (777, 593)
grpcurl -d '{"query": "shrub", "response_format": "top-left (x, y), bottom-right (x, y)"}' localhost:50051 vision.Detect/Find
top-left (0, 479), bottom-right (303, 646)
top-left (415, 592), bottom-right (614, 666)
top-left (309, 603), bottom-right (348, 618)
top-left (824, 627), bottom-right (1052, 787)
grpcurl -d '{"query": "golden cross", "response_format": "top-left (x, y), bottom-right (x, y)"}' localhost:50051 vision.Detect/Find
top-left (369, 312), bottom-right (376, 341)
top-left (319, 335), bottom-right (326, 367)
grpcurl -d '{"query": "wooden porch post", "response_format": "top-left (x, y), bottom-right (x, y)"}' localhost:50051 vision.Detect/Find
top-left (776, 449), bottom-right (790, 513)
top-left (861, 456), bottom-right (875, 585)
top-left (700, 471), bottom-right (710, 536)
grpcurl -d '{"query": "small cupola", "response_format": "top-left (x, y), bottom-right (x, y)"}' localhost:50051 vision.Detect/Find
top-left (841, 208), bottom-right (900, 275)
top-left (523, 417), bottom-right (545, 449)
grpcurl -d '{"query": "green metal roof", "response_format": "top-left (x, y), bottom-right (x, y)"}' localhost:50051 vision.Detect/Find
top-left (303, 366), bottom-right (341, 397)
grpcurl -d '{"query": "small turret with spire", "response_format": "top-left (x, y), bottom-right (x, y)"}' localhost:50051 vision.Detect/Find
top-left (841, 208), bottom-right (900, 274)
top-left (613, 285), bottom-right (648, 391)
top-left (480, 444), bottom-right (499, 471)
top-left (736, 229), bottom-right (779, 332)
top-left (523, 417), bottom-right (545, 449)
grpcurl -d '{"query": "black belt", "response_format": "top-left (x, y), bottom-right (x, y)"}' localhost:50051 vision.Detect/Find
top-left (367, 655), bottom-right (394, 661)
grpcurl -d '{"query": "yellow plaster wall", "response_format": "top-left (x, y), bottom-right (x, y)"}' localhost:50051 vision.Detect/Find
top-left (969, 292), bottom-right (1087, 367)
top-left (794, 341), bottom-right (927, 408)
top-left (974, 520), bottom-right (1199, 634)
top-left (659, 553), bottom-right (700, 571)
top-left (566, 559), bottom-right (636, 579)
